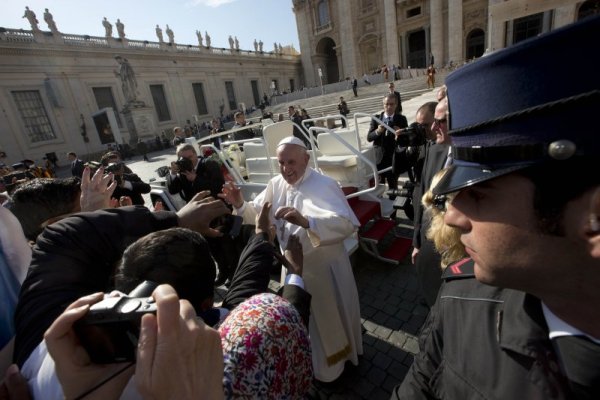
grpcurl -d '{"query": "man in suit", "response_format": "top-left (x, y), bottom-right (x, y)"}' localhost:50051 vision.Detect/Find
top-left (67, 152), bottom-right (84, 178)
top-left (411, 97), bottom-right (450, 306)
top-left (367, 94), bottom-right (408, 193)
top-left (388, 82), bottom-right (403, 115)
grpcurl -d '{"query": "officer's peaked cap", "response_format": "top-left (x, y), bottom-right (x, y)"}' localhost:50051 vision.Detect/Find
top-left (434, 15), bottom-right (600, 195)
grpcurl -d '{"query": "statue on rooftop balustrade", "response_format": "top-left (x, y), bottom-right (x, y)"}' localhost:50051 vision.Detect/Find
top-left (115, 19), bottom-right (125, 39)
top-left (279, 42), bottom-right (283, 54)
top-left (196, 30), bottom-right (203, 47)
top-left (258, 40), bottom-right (263, 52)
top-left (102, 17), bottom-right (112, 37)
top-left (156, 24), bottom-right (164, 43)
top-left (205, 31), bottom-right (211, 48)
top-left (234, 36), bottom-right (239, 51)
top-left (228, 35), bottom-right (234, 50)
top-left (23, 6), bottom-right (40, 32)
top-left (166, 25), bottom-right (174, 44)
top-left (43, 8), bottom-right (59, 34)
top-left (253, 39), bottom-right (258, 52)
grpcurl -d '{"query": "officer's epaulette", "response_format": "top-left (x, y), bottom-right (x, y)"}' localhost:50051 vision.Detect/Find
top-left (442, 257), bottom-right (475, 280)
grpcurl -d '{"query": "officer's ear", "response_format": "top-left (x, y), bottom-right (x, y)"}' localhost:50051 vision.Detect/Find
top-left (585, 185), bottom-right (600, 258)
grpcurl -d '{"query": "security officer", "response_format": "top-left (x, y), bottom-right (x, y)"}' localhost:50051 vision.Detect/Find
top-left (393, 16), bottom-right (600, 399)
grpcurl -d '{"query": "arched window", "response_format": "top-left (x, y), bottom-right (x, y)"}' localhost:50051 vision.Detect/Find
top-left (578, 0), bottom-right (600, 20)
top-left (466, 29), bottom-right (485, 60)
top-left (317, 0), bottom-right (330, 27)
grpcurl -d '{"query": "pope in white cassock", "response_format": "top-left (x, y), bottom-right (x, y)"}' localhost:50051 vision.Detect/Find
top-left (220, 136), bottom-right (363, 382)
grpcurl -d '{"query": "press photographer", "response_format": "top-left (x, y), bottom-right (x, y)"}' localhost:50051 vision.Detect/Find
top-left (106, 161), bottom-right (151, 206)
top-left (167, 143), bottom-right (238, 287)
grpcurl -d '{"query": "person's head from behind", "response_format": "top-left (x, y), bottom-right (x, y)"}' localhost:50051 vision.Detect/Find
top-left (276, 137), bottom-right (309, 185)
top-left (219, 293), bottom-right (312, 399)
top-left (433, 17), bottom-right (600, 294)
top-left (382, 94), bottom-right (397, 117)
top-left (431, 98), bottom-right (449, 144)
top-left (388, 82), bottom-right (395, 93)
top-left (437, 84), bottom-right (447, 101)
top-left (176, 143), bottom-right (198, 166)
top-left (114, 227), bottom-right (216, 312)
top-left (415, 101), bottom-right (437, 141)
top-left (211, 118), bottom-right (220, 129)
top-left (422, 168), bottom-right (465, 268)
top-left (173, 126), bottom-right (183, 137)
top-left (300, 108), bottom-right (309, 118)
top-left (10, 177), bottom-right (81, 241)
top-left (234, 112), bottom-right (246, 126)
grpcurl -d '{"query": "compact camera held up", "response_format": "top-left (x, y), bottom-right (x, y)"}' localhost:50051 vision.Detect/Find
top-left (74, 281), bottom-right (158, 364)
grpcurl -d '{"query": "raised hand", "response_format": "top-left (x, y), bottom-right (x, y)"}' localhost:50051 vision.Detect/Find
top-left (176, 191), bottom-right (230, 237)
top-left (218, 181), bottom-right (244, 209)
top-left (80, 167), bottom-right (117, 211)
top-left (274, 206), bottom-right (309, 229)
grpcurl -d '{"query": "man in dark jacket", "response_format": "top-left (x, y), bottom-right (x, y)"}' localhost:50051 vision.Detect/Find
top-left (107, 161), bottom-right (151, 206)
top-left (67, 152), bottom-right (84, 178)
top-left (392, 16), bottom-right (600, 399)
top-left (367, 94), bottom-right (408, 193)
top-left (167, 143), bottom-right (223, 202)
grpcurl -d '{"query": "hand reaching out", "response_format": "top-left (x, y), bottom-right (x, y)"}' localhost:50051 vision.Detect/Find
top-left (177, 191), bottom-right (230, 237)
top-left (80, 167), bottom-right (117, 212)
top-left (218, 181), bottom-right (244, 209)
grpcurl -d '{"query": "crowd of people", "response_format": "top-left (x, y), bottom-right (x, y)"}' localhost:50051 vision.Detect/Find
top-left (0, 16), bottom-right (599, 400)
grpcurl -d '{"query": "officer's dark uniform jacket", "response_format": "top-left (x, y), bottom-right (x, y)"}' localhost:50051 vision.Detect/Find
top-left (393, 258), bottom-right (574, 399)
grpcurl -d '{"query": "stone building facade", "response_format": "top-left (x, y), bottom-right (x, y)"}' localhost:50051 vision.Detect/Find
top-left (292, 0), bottom-right (597, 86)
top-left (0, 28), bottom-right (301, 164)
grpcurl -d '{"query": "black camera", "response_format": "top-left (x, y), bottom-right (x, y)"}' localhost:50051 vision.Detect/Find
top-left (74, 281), bottom-right (158, 364)
top-left (215, 214), bottom-right (243, 238)
top-left (388, 180), bottom-right (416, 221)
top-left (395, 122), bottom-right (427, 147)
top-left (175, 157), bottom-right (194, 173)
top-left (105, 162), bottom-right (124, 174)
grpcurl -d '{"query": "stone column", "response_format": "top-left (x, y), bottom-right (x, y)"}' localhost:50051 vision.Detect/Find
top-left (384, 0), bottom-right (399, 66)
top-left (337, 0), bottom-right (357, 78)
top-left (293, 2), bottom-right (316, 86)
top-left (487, 0), bottom-right (506, 52)
top-left (430, 0), bottom-right (443, 67)
top-left (447, 0), bottom-right (463, 64)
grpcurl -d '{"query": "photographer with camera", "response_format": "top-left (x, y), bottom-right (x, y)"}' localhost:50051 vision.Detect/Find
top-left (167, 143), bottom-right (238, 286)
top-left (106, 162), bottom-right (150, 206)
top-left (367, 94), bottom-right (408, 196)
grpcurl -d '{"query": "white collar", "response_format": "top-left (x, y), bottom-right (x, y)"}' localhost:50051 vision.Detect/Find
top-left (542, 302), bottom-right (600, 344)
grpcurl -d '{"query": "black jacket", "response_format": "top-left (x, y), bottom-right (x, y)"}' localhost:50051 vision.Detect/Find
top-left (71, 159), bottom-right (85, 178)
top-left (367, 112), bottom-right (408, 170)
top-left (392, 259), bottom-right (575, 400)
top-left (167, 157), bottom-right (224, 201)
top-left (221, 232), bottom-right (311, 327)
top-left (111, 173), bottom-right (151, 205)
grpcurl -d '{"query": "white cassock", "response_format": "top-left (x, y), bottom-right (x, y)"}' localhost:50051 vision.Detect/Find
top-left (235, 167), bottom-right (363, 382)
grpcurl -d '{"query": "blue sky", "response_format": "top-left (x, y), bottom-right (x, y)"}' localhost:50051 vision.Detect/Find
top-left (2, 0), bottom-right (300, 51)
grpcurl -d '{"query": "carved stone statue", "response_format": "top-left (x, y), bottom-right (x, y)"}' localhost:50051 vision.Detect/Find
top-left (155, 24), bottom-right (163, 43)
top-left (115, 19), bottom-right (125, 39)
top-left (43, 8), bottom-right (59, 34)
top-left (114, 56), bottom-right (137, 103)
top-left (253, 39), bottom-right (258, 52)
top-left (279, 42), bottom-right (283, 54)
top-left (102, 17), bottom-right (112, 37)
top-left (258, 40), bottom-right (263, 52)
top-left (228, 35), bottom-right (234, 50)
top-left (22, 7), bottom-right (40, 32)
top-left (166, 24), bottom-right (174, 44)
top-left (234, 36), bottom-right (239, 50)
top-left (205, 31), bottom-right (211, 48)
top-left (273, 42), bottom-right (278, 53)
top-left (196, 30), bottom-right (203, 47)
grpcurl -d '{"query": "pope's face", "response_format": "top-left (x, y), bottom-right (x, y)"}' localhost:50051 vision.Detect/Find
top-left (277, 144), bottom-right (309, 185)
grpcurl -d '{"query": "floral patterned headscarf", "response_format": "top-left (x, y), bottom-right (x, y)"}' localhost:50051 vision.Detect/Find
top-left (219, 293), bottom-right (313, 399)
